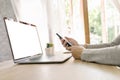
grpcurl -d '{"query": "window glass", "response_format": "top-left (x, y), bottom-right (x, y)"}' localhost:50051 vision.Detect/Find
top-left (88, 0), bottom-right (120, 44)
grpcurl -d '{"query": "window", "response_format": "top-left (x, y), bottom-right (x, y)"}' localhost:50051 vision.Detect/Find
top-left (88, 0), bottom-right (120, 44)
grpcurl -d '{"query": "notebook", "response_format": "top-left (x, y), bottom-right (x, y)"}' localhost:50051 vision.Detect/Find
top-left (4, 17), bottom-right (71, 64)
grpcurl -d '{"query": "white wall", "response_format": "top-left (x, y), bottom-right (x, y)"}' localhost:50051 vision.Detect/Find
top-left (0, 0), bottom-right (16, 61)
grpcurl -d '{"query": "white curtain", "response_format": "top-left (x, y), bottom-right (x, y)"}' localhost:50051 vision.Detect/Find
top-left (46, 0), bottom-right (67, 51)
top-left (111, 0), bottom-right (120, 13)
top-left (11, 0), bottom-right (84, 51)
top-left (110, 0), bottom-right (120, 37)
top-left (11, 0), bottom-right (67, 51)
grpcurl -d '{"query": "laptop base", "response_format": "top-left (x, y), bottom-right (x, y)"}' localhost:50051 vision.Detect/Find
top-left (14, 53), bottom-right (72, 64)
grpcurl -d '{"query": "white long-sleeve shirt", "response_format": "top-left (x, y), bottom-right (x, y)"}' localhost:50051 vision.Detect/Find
top-left (81, 35), bottom-right (120, 66)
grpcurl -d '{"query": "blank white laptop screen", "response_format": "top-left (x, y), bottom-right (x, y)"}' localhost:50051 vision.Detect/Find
top-left (5, 19), bottom-right (42, 59)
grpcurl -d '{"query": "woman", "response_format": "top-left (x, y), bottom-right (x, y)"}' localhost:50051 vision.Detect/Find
top-left (61, 35), bottom-right (120, 66)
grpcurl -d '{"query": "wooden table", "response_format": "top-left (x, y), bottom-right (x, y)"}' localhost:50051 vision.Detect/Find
top-left (0, 58), bottom-right (120, 80)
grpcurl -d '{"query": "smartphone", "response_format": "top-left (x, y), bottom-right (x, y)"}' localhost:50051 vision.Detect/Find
top-left (56, 33), bottom-right (72, 47)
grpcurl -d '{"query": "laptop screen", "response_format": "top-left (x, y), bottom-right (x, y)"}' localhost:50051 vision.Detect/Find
top-left (4, 18), bottom-right (43, 59)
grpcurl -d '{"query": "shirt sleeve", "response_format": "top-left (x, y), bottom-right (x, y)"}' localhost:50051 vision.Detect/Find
top-left (81, 45), bottom-right (120, 66)
top-left (85, 34), bottom-right (120, 49)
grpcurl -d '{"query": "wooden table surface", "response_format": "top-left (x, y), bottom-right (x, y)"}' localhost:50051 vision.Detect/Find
top-left (0, 57), bottom-right (120, 80)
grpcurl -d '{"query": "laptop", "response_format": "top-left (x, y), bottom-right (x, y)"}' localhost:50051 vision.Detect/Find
top-left (4, 17), bottom-right (71, 64)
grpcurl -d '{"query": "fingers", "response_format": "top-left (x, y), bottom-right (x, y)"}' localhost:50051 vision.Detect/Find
top-left (65, 37), bottom-right (70, 40)
top-left (66, 47), bottom-right (71, 51)
top-left (65, 37), bottom-right (71, 42)
top-left (65, 37), bottom-right (79, 46)
top-left (61, 39), bottom-right (66, 47)
top-left (61, 39), bottom-right (69, 47)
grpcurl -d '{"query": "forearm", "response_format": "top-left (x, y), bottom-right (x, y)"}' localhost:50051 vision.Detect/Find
top-left (81, 45), bottom-right (120, 66)
top-left (85, 43), bottom-right (112, 49)
top-left (81, 34), bottom-right (120, 49)
top-left (80, 43), bottom-right (112, 49)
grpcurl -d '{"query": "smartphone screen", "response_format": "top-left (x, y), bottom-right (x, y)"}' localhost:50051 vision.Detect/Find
top-left (56, 33), bottom-right (72, 47)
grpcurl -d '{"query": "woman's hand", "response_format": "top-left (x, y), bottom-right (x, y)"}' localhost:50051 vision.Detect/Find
top-left (61, 37), bottom-right (79, 48)
top-left (67, 46), bottom-right (84, 60)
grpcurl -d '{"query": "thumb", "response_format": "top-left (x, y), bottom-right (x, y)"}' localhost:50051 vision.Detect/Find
top-left (66, 47), bottom-right (72, 51)
top-left (65, 37), bottom-right (70, 40)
